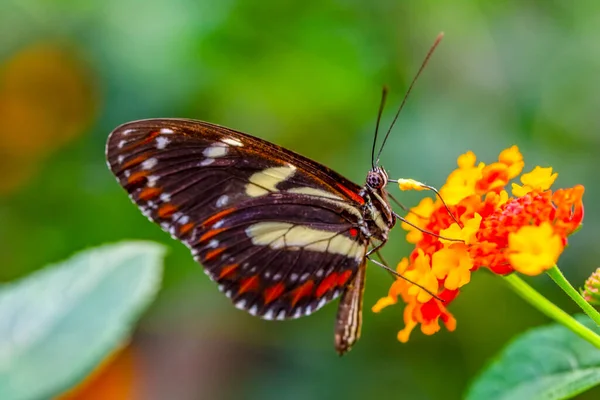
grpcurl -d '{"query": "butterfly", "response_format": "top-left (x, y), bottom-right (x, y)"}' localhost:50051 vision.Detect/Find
top-left (105, 35), bottom-right (443, 355)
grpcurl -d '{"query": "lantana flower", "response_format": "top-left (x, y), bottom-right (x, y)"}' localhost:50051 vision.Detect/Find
top-left (373, 145), bottom-right (584, 342)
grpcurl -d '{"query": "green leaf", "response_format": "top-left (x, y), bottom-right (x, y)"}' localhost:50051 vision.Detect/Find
top-left (466, 314), bottom-right (600, 400)
top-left (0, 241), bottom-right (165, 400)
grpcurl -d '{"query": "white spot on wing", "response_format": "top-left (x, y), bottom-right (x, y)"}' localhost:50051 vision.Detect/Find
top-left (213, 220), bottom-right (225, 229)
top-left (216, 195), bottom-right (229, 207)
top-left (160, 193), bottom-right (171, 202)
top-left (273, 273), bottom-right (282, 281)
top-left (317, 297), bottom-right (328, 310)
top-left (208, 239), bottom-right (219, 248)
top-left (249, 305), bottom-right (259, 316)
top-left (160, 128), bottom-right (174, 134)
top-left (203, 144), bottom-right (228, 158)
top-left (141, 157), bottom-right (158, 170)
top-left (300, 272), bottom-right (310, 282)
top-left (179, 215), bottom-right (190, 224)
top-left (200, 158), bottom-right (214, 166)
top-left (117, 155), bottom-right (125, 164)
top-left (289, 273), bottom-right (298, 282)
top-left (222, 137), bottom-right (243, 147)
top-left (263, 308), bottom-right (275, 320)
top-left (235, 299), bottom-right (247, 310)
top-left (276, 309), bottom-right (286, 320)
top-left (172, 212), bottom-right (183, 221)
top-left (118, 140), bottom-right (126, 148)
top-left (122, 129), bottom-right (134, 135)
top-left (156, 136), bottom-right (170, 149)
top-left (293, 308), bottom-right (303, 318)
top-left (147, 175), bottom-right (159, 187)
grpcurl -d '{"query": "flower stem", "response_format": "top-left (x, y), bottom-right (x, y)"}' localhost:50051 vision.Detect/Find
top-left (503, 273), bottom-right (600, 349)
top-left (546, 266), bottom-right (600, 327)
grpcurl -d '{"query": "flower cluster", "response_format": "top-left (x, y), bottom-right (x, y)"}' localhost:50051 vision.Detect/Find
top-left (373, 146), bottom-right (584, 342)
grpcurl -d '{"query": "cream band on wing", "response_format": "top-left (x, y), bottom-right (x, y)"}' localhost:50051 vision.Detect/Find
top-left (246, 222), bottom-right (365, 261)
top-left (286, 187), bottom-right (344, 200)
top-left (245, 165), bottom-right (297, 197)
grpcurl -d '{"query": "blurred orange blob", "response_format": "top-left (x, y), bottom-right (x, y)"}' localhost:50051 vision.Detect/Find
top-left (0, 43), bottom-right (97, 194)
top-left (58, 345), bottom-right (136, 400)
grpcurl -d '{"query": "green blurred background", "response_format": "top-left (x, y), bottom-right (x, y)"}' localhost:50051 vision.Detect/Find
top-left (1, 0), bottom-right (599, 398)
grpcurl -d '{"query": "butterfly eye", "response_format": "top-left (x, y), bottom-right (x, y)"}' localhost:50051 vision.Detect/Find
top-left (366, 170), bottom-right (386, 189)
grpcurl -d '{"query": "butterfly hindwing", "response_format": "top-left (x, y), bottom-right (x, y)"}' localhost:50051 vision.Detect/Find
top-left (196, 201), bottom-right (365, 319)
top-left (106, 118), bottom-right (369, 319)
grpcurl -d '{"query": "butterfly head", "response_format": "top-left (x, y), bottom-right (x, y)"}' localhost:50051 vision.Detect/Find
top-left (366, 166), bottom-right (388, 190)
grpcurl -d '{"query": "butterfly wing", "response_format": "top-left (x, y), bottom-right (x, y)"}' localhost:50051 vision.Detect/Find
top-left (106, 118), bottom-right (369, 319)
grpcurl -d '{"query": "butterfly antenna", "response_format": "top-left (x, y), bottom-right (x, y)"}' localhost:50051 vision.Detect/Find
top-left (371, 86), bottom-right (389, 168)
top-left (375, 32), bottom-right (444, 165)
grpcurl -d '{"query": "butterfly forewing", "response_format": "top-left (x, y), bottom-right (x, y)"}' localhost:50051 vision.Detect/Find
top-left (106, 118), bottom-right (370, 320)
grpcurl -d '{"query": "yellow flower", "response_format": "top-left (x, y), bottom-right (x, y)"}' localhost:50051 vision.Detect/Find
top-left (405, 250), bottom-right (438, 303)
top-left (498, 145), bottom-right (525, 179)
top-left (512, 166), bottom-right (558, 197)
top-left (440, 213), bottom-right (482, 245)
top-left (508, 222), bottom-right (563, 275)
top-left (432, 246), bottom-right (473, 290)
top-left (372, 296), bottom-right (397, 313)
top-left (440, 152), bottom-right (484, 205)
top-left (398, 303), bottom-right (419, 343)
top-left (401, 197), bottom-right (436, 244)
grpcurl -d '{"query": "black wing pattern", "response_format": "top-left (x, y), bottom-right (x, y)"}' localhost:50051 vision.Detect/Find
top-left (106, 118), bottom-right (369, 320)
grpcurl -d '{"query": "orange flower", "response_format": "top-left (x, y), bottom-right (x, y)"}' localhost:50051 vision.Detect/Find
top-left (373, 146), bottom-right (584, 342)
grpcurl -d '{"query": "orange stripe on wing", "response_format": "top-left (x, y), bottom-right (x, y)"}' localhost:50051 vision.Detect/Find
top-left (123, 131), bottom-right (160, 151)
top-left (127, 170), bottom-right (149, 185)
top-left (263, 283), bottom-right (286, 304)
top-left (336, 183), bottom-right (365, 205)
top-left (179, 222), bottom-right (195, 235)
top-left (202, 208), bottom-right (235, 227)
top-left (139, 187), bottom-right (161, 201)
top-left (158, 204), bottom-right (177, 218)
top-left (219, 264), bottom-right (238, 279)
top-left (121, 154), bottom-right (148, 170)
top-left (204, 247), bottom-right (225, 262)
top-left (291, 280), bottom-right (315, 307)
top-left (198, 227), bottom-right (226, 243)
top-left (316, 272), bottom-right (339, 298)
top-left (337, 270), bottom-right (353, 287)
top-left (238, 275), bottom-right (260, 294)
